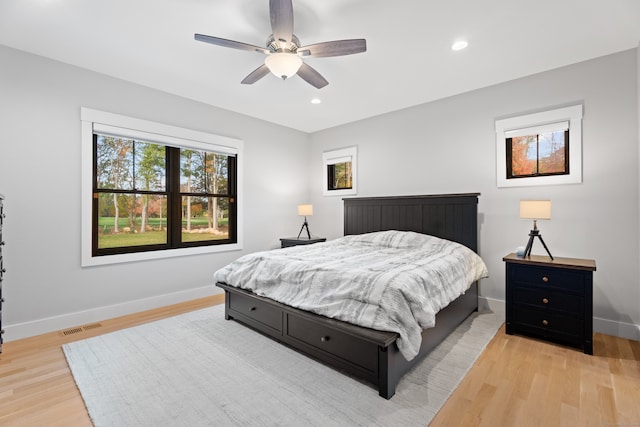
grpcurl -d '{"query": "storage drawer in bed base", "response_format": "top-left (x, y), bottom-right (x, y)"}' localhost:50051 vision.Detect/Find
top-left (217, 281), bottom-right (479, 399)
top-left (222, 284), bottom-right (391, 387)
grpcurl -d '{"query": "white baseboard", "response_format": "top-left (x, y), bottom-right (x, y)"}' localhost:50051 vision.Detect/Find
top-left (3, 285), bottom-right (220, 342)
top-left (478, 296), bottom-right (640, 341)
top-left (478, 296), bottom-right (505, 315)
top-left (593, 316), bottom-right (640, 341)
top-left (5, 291), bottom-right (639, 343)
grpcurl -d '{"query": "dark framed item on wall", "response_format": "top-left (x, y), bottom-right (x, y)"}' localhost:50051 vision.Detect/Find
top-left (322, 146), bottom-right (357, 196)
top-left (495, 105), bottom-right (583, 188)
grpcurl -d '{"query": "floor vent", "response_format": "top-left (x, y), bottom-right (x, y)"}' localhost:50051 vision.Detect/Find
top-left (60, 323), bottom-right (103, 337)
top-left (60, 327), bottom-right (83, 336)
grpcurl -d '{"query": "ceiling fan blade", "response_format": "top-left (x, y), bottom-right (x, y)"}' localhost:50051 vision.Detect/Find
top-left (298, 39), bottom-right (367, 58)
top-left (269, 0), bottom-right (294, 47)
top-left (194, 34), bottom-right (269, 55)
top-left (297, 63), bottom-right (328, 89)
top-left (241, 64), bottom-right (271, 84)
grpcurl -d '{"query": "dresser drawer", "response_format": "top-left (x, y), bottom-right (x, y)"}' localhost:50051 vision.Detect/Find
top-left (511, 264), bottom-right (585, 294)
top-left (513, 306), bottom-right (582, 338)
top-left (286, 313), bottom-right (378, 373)
top-left (228, 292), bottom-right (283, 333)
top-left (512, 286), bottom-right (583, 314)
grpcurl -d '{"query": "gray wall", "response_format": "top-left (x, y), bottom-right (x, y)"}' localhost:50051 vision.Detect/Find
top-left (0, 45), bottom-right (310, 338)
top-left (309, 48), bottom-right (640, 338)
top-left (2, 43), bottom-right (639, 341)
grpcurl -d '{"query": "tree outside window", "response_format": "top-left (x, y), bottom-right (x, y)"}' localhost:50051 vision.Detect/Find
top-left (327, 161), bottom-right (353, 190)
top-left (94, 134), bottom-right (236, 255)
top-left (322, 146), bottom-right (357, 196)
top-left (495, 105), bottom-right (582, 188)
top-left (506, 129), bottom-right (569, 179)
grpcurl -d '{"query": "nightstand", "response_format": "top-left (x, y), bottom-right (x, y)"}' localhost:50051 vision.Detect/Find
top-left (503, 253), bottom-right (596, 354)
top-left (279, 237), bottom-right (326, 248)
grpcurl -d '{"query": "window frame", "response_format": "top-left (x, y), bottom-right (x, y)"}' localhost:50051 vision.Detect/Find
top-left (81, 108), bottom-right (243, 267)
top-left (495, 104), bottom-right (583, 188)
top-left (322, 146), bottom-right (357, 196)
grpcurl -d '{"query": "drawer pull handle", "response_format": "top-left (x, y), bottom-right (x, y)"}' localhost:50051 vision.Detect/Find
top-left (542, 276), bottom-right (549, 283)
top-left (249, 306), bottom-right (256, 312)
top-left (542, 319), bottom-right (549, 326)
top-left (320, 336), bottom-right (330, 343)
top-left (542, 298), bottom-right (549, 304)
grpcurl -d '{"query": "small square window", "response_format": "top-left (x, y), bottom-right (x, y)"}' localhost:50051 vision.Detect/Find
top-left (495, 105), bottom-right (582, 188)
top-left (506, 128), bottom-right (569, 179)
top-left (327, 161), bottom-right (353, 191)
top-left (323, 147), bottom-right (357, 196)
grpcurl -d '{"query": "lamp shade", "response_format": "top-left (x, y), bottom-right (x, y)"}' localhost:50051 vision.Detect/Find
top-left (265, 52), bottom-right (302, 79)
top-left (520, 200), bottom-right (551, 220)
top-left (297, 204), bottom-right (313, 216)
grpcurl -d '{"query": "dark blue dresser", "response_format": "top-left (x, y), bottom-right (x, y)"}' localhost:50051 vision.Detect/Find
top-left (504, 253), bottom-right (596, 354)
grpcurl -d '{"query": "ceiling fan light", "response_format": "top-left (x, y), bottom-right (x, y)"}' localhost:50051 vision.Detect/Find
top-left (265, 52), bottom-right (302, 79)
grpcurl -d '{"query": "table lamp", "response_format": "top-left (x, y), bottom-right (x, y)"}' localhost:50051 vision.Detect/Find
top-left (520, 200), bottom-right (554, 260)
top-left (297, 204), bottom-right (313, 239)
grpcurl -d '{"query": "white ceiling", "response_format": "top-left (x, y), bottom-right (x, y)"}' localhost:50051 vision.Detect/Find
top-left (1, 0), bottom-right (639, 133)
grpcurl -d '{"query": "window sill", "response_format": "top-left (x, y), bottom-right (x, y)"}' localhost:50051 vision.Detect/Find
top-left (81, 242), bottom-right (243, 267)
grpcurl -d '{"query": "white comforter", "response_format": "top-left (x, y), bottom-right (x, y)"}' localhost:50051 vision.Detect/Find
top-left (213, 230), bottom-right (489, 361)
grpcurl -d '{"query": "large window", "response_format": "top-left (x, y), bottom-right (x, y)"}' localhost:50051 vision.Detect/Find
top-left (94, 135), bottom-right (236, 255)
top-left (82, 108), bottom-right (243, 266)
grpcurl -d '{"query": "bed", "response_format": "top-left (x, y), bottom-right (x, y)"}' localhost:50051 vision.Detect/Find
top-left (215, 193), bottom-right (484, 399)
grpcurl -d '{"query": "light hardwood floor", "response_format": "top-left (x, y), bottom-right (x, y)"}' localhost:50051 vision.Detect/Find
top-left (431, 325), bottom-right (640, 427)
top-left (0, 295), bottom-right (224, 427)
top-left (1, 296), bottom-right (638, 426)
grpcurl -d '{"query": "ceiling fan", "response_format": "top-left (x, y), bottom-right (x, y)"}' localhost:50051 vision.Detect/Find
top-left (194, 0), bottom-right (367, 89)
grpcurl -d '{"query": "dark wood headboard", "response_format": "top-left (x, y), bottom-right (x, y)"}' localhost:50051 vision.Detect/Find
top-left (343, 193), bottom-right (480, 252)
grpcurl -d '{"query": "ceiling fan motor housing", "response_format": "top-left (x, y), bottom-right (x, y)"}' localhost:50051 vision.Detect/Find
top-left (267, 34), bottom-right (300, 53)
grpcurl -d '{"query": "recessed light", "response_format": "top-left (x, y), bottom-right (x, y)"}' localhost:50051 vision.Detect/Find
top-left (451, 40), bottom-right (468, 51)
top-left (311, 98), bottom-right (322, 104)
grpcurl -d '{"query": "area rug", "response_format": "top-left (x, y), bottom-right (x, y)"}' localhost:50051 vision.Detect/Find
top-left (63, 304), bottom-right (503, 427)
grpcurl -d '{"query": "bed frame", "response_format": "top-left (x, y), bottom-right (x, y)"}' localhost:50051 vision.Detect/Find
top-left (216, 193), bottom-right (480, 399)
